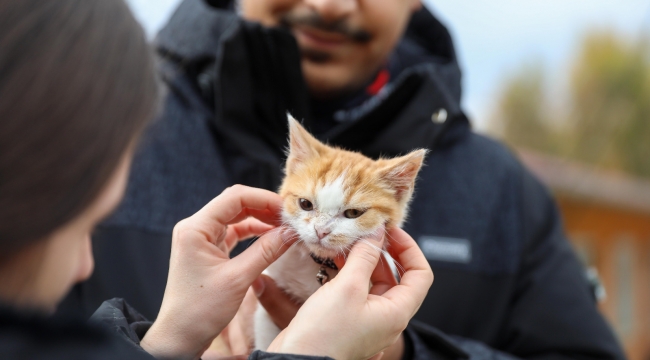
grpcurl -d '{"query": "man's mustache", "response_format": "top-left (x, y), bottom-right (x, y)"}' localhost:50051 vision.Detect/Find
top-left (279, 12), bottom-right (372, 44)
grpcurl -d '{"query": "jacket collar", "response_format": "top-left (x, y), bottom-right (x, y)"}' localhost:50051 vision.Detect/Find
top-left (157, 0), bottom-right (463, 107)
top-left (156, 0), bottom-right (470, 161)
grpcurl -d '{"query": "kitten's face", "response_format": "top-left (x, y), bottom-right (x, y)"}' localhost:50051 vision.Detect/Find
top-left (280, 117), bottom-right (425, 258)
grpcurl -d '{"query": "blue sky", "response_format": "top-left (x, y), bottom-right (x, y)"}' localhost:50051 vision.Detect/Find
top-left (126, 0), bottom-right (650, 130)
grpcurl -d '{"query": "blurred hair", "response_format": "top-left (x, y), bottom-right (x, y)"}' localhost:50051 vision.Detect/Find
top-left (0, 0), bottom-right (159, 255)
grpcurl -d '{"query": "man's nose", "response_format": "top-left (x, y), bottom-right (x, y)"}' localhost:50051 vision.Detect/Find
top-left (304, 0), bottom-right (357, 22)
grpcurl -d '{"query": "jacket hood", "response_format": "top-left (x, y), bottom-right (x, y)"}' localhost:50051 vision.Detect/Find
top-left (153, 0), bottom-right (470, 192)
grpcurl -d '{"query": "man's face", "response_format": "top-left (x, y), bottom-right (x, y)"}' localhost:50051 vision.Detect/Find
top-left (241, 0), bottom-right (421, 99)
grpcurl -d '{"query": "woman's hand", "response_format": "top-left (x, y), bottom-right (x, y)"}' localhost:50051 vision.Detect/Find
top-left (253, 265), bottom-right (405, 360)
top-left (140, 185), bottom-right (295, 360)
top-left (266, 227), bottom-right (433, 360)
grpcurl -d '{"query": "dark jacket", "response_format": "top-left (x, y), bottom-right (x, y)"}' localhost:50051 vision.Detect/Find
top-left (0, 302), bottom-right (152, 360)
top-left (0, 299), bottom-right (332, 360)
top-left (59, 0), bottom-right (625, 359)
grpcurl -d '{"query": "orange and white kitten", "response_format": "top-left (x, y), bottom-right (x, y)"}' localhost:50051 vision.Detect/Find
top-left (254, 116), bottom-right (426, 350)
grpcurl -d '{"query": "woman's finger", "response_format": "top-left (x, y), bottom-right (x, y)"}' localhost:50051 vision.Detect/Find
top-left (223, 218), bottom-right (276, 252)
top-left (227, 228), bottom-right (297, 284)
top-left (226, 208), bottom-right (283, 228)
top-left (336, 230), bottom-right (385, 287)
top-left (229, 287), bottom-right (259, 355)
top-left (385, 227), bottom-right (432, 283)
top-left (381, 227), bottom-right (433, 316)
top-left (207, 186), bottom-right (282, 225)
top-left (369, 252), bottom-right (398, 296)
top-left (181, 185), bottom-right (282, 246)
top-left (197, 186), bottom-right (281, 229)
top-left (253, 274), bottom-right (301, 330)
top-left (333, 253), bottom-right (346, 270)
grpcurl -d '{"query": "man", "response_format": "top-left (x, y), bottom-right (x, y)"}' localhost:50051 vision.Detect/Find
top-left (60, 0), bottom-right (625, 358)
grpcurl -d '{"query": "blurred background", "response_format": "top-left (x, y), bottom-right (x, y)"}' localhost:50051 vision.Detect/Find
top-left (126, 0), bottom-right (650, 358)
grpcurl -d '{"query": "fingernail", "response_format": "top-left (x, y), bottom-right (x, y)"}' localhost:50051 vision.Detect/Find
top-left (252, 276), bottom-right (265, 297)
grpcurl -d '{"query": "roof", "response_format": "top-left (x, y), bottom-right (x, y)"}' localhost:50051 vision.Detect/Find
top-left (516, 148), bottom-right (650, 215)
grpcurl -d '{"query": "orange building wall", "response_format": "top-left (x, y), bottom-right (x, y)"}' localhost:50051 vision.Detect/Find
top-left (556, 194), bottom-right (650, 360)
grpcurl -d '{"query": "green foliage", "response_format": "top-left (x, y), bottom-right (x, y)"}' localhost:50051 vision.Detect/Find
top-left (491, 30), bottom-right (650, 179)
top-left (492, 63), bottom-right (563, 155)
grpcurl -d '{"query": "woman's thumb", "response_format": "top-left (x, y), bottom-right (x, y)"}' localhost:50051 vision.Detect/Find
top-left (337, 229), bottom-right (385, 284)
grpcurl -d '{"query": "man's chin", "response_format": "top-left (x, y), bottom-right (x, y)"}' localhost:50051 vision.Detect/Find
top-left (301, 48), bottom-right (332, 64)
top-left (302, 64), bottom-right (362, 100)
top-left (304, 70), bottom-right (354, 100)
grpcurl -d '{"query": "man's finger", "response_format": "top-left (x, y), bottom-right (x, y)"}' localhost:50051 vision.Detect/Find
top-left (254, 274), bottom-right (301, 329)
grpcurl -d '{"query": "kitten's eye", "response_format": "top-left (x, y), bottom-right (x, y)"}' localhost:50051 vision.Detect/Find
top-left (343, 209), bottom-right (364, 219)
top-left (299, 198), bottom-right (314, 211)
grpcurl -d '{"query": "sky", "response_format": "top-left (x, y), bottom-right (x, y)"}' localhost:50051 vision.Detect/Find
top-left (125, 0), bottom-right (650, 130)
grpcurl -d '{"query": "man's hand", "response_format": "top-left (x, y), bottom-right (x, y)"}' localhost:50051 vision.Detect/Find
top-left (140, 185), bottom-right (296, 360)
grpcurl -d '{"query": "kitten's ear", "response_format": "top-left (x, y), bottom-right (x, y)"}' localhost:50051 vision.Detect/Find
top-left (286, 114), bottom-right (323, 174)
top-left (378, 149), bottom-right (427, 202)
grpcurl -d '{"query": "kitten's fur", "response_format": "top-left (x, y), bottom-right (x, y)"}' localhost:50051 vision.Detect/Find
top-left (254, 116), bottom-right (426, 350)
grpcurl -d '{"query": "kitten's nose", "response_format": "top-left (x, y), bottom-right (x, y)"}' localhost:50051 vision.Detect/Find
top-left (315, 227), bottom-right (330, 240)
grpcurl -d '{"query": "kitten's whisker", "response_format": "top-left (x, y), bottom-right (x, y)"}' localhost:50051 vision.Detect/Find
top-left (263, 226), bottom-right (301, 258)
top-left (360, 237), bottom-right (406, 278)
top-left (342, 244), bottom-right (351, 261)
top-left (359, 239), bottom-right (386, 255)
top-left (383, 231), bottom-right (407, 276)
top-left (383, 230), bottom-right (399, 251)
top-left (359, 239), bottom-right (389, 275)
top-left (336, 244), bottom-right (345, 256)
top-left (281, 234), bottom-right (301, 247)
top-left (271, 231), bottom-right (287, 258)
top-left (389, 256), bottom-right (405, 277)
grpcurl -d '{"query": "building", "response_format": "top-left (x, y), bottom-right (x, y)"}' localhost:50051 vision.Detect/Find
top-left (518, 149), bottom-right (650, 360)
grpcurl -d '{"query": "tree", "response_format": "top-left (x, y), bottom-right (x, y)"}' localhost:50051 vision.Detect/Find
top-left (491, 63), bottom-right (562, 155)
top-left (491, 30), bottom-right (650, 179)
top-left (567, 31), bottom-right (650, 177)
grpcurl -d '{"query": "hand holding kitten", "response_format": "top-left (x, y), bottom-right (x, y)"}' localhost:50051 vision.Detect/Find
top-left (141, 185), bottom-right (295, 360)
top-left (267, 227), bottom-right (434, 360)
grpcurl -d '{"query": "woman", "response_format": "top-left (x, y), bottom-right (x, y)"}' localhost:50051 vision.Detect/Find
top-left (0, 1), bottom-right (433, 359)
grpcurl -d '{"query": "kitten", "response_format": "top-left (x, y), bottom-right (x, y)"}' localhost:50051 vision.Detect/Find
top-left (254, 116), bottom-right (426, 350)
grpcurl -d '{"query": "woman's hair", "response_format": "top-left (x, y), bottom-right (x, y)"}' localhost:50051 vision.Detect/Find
top-left (0, 0), bottom-right (159, 255)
